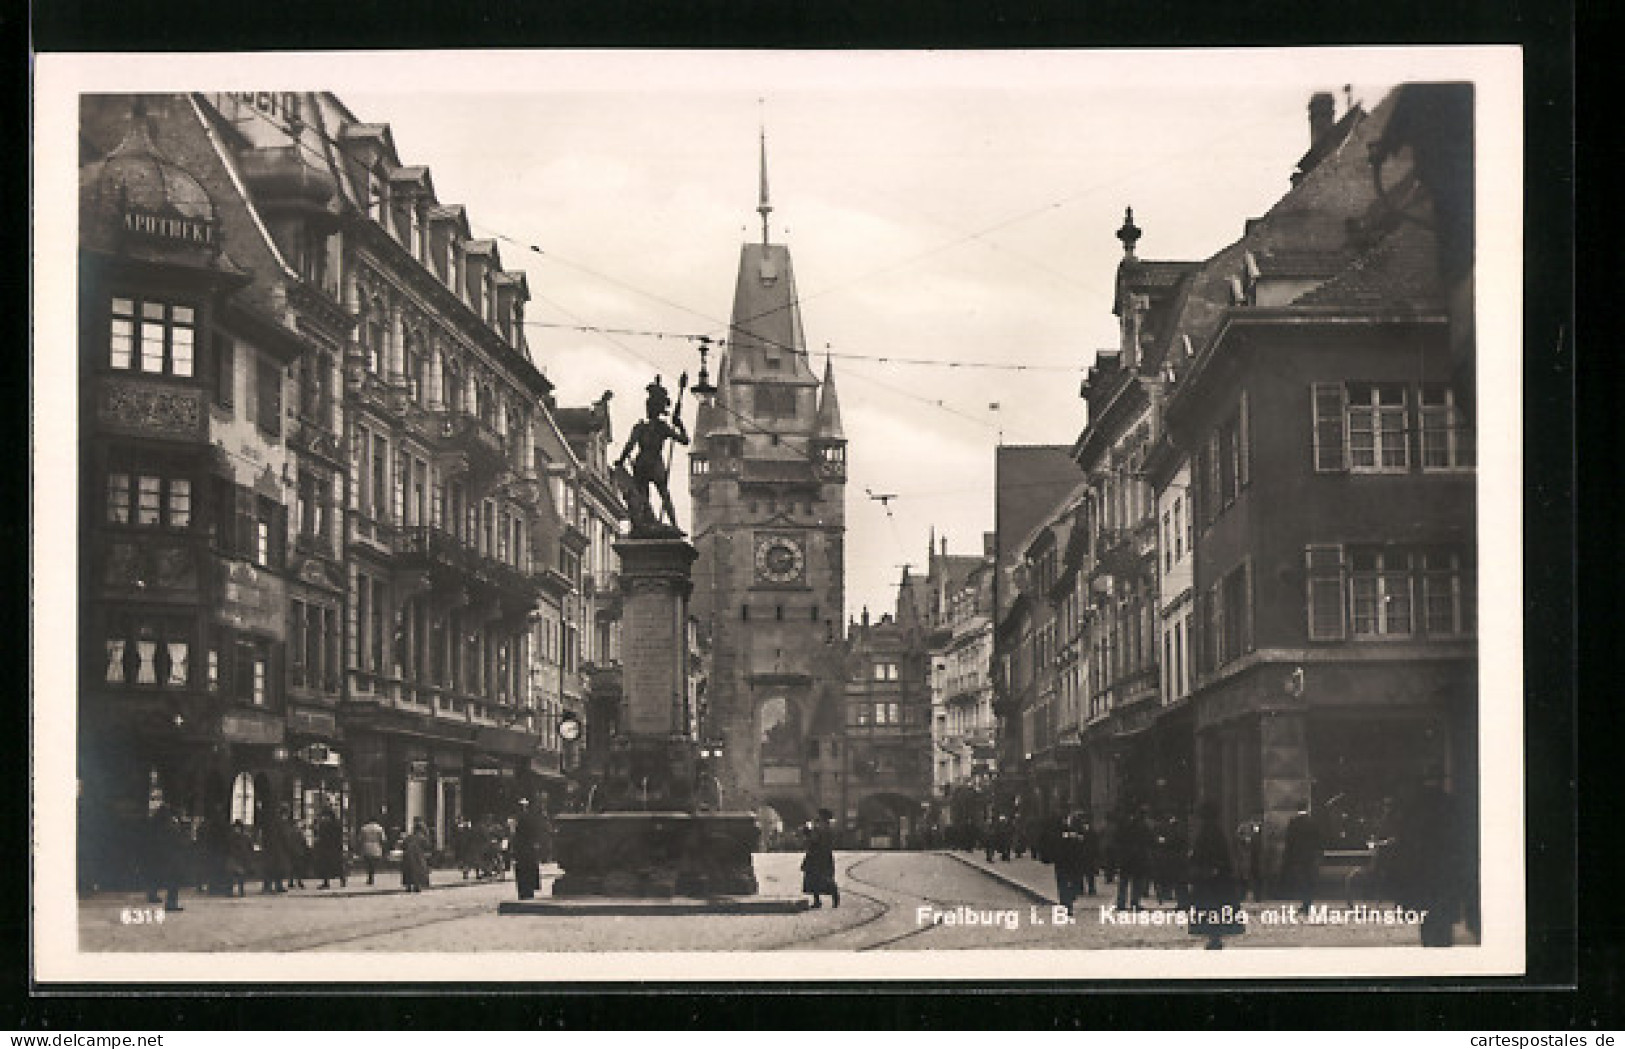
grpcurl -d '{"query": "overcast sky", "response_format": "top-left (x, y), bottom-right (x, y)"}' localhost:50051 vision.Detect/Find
top-left (50, 48), bottom-right (1498, 621)
top-left (348, 54), bottom-right (1401, 621)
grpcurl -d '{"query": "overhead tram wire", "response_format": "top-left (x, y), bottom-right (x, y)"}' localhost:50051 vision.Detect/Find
top-left (525, 320), bottom-right (1084, 374)
top-left (232, 100), bottom-right (1078, 444)
top-left (718, 111), bottom-right (1290, 338)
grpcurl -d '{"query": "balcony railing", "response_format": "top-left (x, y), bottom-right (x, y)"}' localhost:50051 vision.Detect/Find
top-left (394, 526), bottom-right (539, 607)
top-left (431, 410), bottom-right (507, 471)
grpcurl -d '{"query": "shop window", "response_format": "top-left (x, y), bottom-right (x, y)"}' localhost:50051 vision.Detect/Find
top-left (109, 297), bottom-right (195, 377)
top-left (231, 772), bottom-right (256, 826)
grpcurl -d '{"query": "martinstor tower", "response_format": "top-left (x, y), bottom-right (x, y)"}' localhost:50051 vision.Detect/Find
top-left (689, 132), bottom-right (847, 835)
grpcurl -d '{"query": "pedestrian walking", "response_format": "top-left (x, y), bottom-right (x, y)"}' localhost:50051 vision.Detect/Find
top-left (356, 816), bottom-right (386, 886)
top-left (401, 818), bottom-right (432, 892)
top-left (260, 812), bottom-right (288, 894)
top-left (1235, 815), bottom-right (1265, 902)
top-left (1187, 802), bottom-right (1246, 950)
top-left (283, 809), bottom-right (310, 889)
top-left (1075, 816), bottom-right (1101, 896)
top-left (313, 806), bottom-right (347, 889)
top-left (1280, 805), bottom-right (1323, 911)
top-left (455, 818), bottom-right (480, 879)
top-left (800, 808), bottom-right (840, 908)
top-left (1387, 778), bottom-right (1470, 947)
top-left (226, 820), bottom-right (254, 897)
top-left (1113, 806), bottom-right (1151, 910)
top-left (197, 810), bottom-right (231, 896)
top-left (1052, 813), bottom-right (1090, 914)
top-left (143, 805), bottom-right (186, 912)
top-left (510, 798), bottom-right (549, 900)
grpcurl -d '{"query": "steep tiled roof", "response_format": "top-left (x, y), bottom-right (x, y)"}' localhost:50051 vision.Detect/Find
top-left (1251, 248), bottom-right (1357, 279)
top-left (1292, 218), bottom-right (1442, 310)
top-left (728, 243), bottom-right (814, 383)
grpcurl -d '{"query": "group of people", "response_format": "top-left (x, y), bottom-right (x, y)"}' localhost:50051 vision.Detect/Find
top-left (141, 803), bottom-right (356, 909)
top-left (1007, 781), bottom-right (1473, 948)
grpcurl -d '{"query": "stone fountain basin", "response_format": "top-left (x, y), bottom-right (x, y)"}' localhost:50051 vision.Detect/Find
top-left (549, 811), bottom-right (762, 898)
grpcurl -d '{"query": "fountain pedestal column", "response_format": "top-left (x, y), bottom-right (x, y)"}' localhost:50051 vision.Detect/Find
top-left (550, 535), bottom-right (760, 897)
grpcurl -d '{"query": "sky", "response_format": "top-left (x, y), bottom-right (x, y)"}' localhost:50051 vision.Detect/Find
top-left (54, 48), bottom-right (1491, 621)
top-left (342, 53), bottom-right (1406, 621)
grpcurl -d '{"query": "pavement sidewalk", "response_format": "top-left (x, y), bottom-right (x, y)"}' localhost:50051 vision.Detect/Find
top-left (940, 849), bottom-right (1062, 904)
top-left (100, 863), bottom-right (564, 903)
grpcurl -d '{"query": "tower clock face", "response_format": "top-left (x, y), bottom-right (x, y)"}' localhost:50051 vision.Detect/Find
top-left (754, 534), bottom-right (806, 584)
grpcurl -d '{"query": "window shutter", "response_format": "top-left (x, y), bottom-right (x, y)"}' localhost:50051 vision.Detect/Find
top-left (1238, 390), bottom-right (1251, 487)
top-left (258, 361), bottom-right (282, 437)
top-left (1211, 580), bottom-right (1226, 667)
top-left (215, 334), bottom-right (235, 408)
top-left (1241, 559), bottom-right (1255, 653)
top-left (1305, 545), bottom-right (1346, 640)
top-left (244, 358), bottom-right (257, 425)
top-left (1312, 383), bottom-right (1347, 472)
top-left (274, 503), bottom-right (289, 569)
top-left (1206, 433), bottom-right (1221, 523)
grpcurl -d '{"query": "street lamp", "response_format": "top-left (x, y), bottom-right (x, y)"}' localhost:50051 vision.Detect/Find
top-left (689, 336), bottom-right (718, 400)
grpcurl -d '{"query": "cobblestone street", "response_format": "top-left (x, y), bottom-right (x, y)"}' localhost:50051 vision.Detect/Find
top-left (79, 851), bottom-right (1473, 953)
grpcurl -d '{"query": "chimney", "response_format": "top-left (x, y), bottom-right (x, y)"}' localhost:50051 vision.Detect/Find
top-left (1308, 92), bottom-right (1336, 147)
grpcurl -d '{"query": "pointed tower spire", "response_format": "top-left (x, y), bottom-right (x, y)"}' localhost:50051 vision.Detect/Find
top-left (757, 108), bottom-right (773, 246)
top-left (711, 351), bottom-right (740, 436)
top-left (814, 353), bottom-right (845, 439)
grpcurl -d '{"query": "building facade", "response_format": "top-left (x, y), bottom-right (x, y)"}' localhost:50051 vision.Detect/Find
top-left (842, 611), bottom-right (933, 848)
top-left (78, 92), bottom-right (591, 887)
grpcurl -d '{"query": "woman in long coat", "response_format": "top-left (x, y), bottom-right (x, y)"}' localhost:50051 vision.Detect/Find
top-left (313, 807), bottom-right (346, 889)
top-left (1187, 803), bottom-right (1247, 949)
top-left (401, 818), bottom-right (432, 893)
top-left (800, 809), bottom-right (839, 909)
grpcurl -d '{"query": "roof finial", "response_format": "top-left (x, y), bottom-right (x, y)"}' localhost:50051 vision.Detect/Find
top-left (1117, 206), bottom-right (1142, 256)
top-left (757, 100), bottom-right (772, 246)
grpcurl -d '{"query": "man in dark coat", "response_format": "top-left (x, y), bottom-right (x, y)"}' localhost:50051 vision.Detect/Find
top-left (283, 809), bottom-right (309, 889)
top-left (401, 818), bottom-right (432, 892)
top-left (1281, 806), bottom-right (1324, 911)
top-left (1075, 816), bottom-right (1101, 896)
top-left (801, 808), bottom-right (839, 908)
top-left (313, 806), bottom-right (346, 889)
top-left (1187, 803), bottom-right (1246, 949)
top-left (1388, 780), bottom-right (1469, 947)
top-left (1113, 806), bottom-right (1151, 911)
top-left (227, 820), bottom-right (255, 897)
top-left (260, 810), bottom-right (288, 893)
top-left (509, 797), bottom-right (549, 900)
top-left (143, 805), bottom-right (186, 912)
top-left (1052, 814), bottom-right (1090, 914)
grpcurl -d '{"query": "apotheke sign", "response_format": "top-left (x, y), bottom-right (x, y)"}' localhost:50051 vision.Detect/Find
top-left (123, 208), bottom-right (217, 247)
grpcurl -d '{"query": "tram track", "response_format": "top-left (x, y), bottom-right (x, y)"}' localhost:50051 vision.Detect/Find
top-left (776, 851), bottom-right (1041, 952)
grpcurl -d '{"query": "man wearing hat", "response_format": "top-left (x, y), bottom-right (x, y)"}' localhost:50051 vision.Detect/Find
top-left (509, 797), bottom-right (550, 901)
top-left (801, 808), bottom-right (840, 909)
